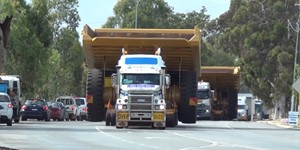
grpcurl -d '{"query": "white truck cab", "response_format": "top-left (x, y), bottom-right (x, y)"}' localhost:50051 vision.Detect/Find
top-left (237, 96), bottom-right (248, 120)
top-left (196, 81), bottom-right (212, 120)
top-left (111, 50), bottom-right (170, 129)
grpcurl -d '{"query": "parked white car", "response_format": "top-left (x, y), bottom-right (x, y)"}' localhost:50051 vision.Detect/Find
top-left (56, 96), bottom-right (78, 121)
top-left (0, 92), bottom-right (13, 126)
top-left (75, 97), bottom-right (87, 121)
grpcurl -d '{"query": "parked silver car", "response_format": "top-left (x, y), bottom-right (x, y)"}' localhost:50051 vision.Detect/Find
top-left (55, 96), bottom-right (77, 121)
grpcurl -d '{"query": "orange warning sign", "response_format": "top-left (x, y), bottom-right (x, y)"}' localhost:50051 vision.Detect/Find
top-left (189, 97), bottom-right (197, 106)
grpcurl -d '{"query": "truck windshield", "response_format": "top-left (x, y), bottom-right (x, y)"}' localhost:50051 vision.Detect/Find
top-left (197, 90), bottom-right (210, 99)
top-left (122, 74), bottom-right (160, 85)
top-left (238, 105), bottom-right (245, 109)
top-left (255, 104), bottom-right (262, 112)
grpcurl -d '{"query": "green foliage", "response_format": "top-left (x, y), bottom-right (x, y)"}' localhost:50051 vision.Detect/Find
top-left (217, 0), bottom-right (298, 107)
top-left (0, 0), bottom-right (15, 19)
top-left (103, 0), bottom-right (236, 67)
top-left (1, 0), bottom-right (85, 99)
top-left (103, 0), bottom-right (174, 28)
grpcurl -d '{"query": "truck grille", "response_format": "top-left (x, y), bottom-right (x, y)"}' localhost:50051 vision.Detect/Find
top-left (131, 104), bottom-right (152, 110)
top-left (129, 93), bottom-right (153, 121)
top-left (130, 96), bottom-right (152, 103)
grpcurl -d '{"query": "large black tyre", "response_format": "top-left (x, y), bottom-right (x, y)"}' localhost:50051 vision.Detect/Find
top-left (166, 102), bottom-right (175, 127)
top-left (178, 71), bottom-right (197, 123)
top-left (105, 111), bottom-right (111, 126)
top-left (166, 115), bottom-right (175, 127)
top-left (6, 119), bottom-right (12, 126)
top-left (21, 117), bottom-right (27, 121)
top-left (174, 110), bottom-right (178, 126)
top-left (111, 112), bottom-right (116, 126)
top-left (86, 69), bottom-right (105, 122)
top-left (14, 118), bottom-right (20, 123)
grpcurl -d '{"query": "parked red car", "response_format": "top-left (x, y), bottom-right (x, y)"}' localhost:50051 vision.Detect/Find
top-left (49, 102), bottom-right (68, 121)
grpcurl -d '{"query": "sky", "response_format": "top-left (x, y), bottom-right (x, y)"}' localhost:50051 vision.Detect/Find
top-left (77, 0), bottom-right (230, 34)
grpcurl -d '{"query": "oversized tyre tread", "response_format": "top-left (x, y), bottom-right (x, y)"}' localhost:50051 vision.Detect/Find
top-left (86, 69), bottom-right (105, 121)
top-left (179, 71), bottom-right (197, 123)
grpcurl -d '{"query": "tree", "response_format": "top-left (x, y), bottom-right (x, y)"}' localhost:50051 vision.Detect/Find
top-left (217, 0), bottom-right (298, 117)
top-left (0, 16), bottom-right (12, 73)
top-left (103, 0), bottom-right (236, 66)
top-left (50, 0), bottom-right (85, 97)
top-left (2, 0), bottom-right (85, 99)
top-left (103, 0), bottom-right (174, 28)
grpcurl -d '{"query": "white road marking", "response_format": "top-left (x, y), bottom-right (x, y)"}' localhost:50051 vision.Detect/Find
top-left (164, 130), bottom-right (264, 150)
top-left (0, 138), bottom-right (17, 150)
top-left (164, 130), bottom-right (218, 150)
top-left (224, 121), bottom-right (233, 129)
top-left (145, 136), bottom-right (168, 139)
top-left (95, 126), bottom-right (161, 150)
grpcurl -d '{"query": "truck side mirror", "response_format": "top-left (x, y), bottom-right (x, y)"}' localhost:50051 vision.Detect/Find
top-left (165, 74), bottom-right (171, 88)
top-left (111, 73), bottom-right (118, 88)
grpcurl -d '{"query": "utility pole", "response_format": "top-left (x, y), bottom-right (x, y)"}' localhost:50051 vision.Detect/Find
top-left (292, 0), bottom-right (300, 111)
top-left (135, 0), bottom-right (141, 28)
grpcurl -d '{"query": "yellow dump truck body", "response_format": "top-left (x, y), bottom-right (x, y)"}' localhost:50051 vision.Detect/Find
top-left (200, 66), bottom-right (240, 120)
top-left (82, 25), bottom-right (201, 72)
top-left (200, 66), bottom-right (240, 90)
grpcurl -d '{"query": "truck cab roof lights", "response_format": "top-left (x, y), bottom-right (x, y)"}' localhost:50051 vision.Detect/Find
top-left (155, 48), bottom-right (161, 55)
top-left (122, 48), bottom-right (128, 55)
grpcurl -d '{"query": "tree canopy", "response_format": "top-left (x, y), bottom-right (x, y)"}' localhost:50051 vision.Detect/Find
top-left (0, 0), bottom-right (85, 99)
top-left (217, 0), bottom-right (298, 113)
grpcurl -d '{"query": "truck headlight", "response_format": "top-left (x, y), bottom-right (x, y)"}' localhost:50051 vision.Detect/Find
top-left (241, 112), bottom-right (246, 116)
top-left (159, 105), bottom-right (165, 110)
top-left (155, 105), bottom-right (165, 110)
top-left (117, 104), bottom-right (127, 110)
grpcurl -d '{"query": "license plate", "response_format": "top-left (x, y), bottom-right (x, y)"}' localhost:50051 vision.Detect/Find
top-left (153, 112), bottom-right (164, 121)
top-left (32, 108), bottom-right (38, 111)
top-left (117, 112), bottom-right (128, 121)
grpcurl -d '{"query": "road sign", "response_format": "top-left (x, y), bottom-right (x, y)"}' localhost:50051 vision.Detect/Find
top-left (292, 78), bottom-right (300, 92)
top-left (288, 111), bottom-right (299, 126)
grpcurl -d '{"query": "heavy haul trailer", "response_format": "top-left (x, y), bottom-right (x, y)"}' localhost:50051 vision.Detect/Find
top-left (200, 66), bottom-right (240, 120)
top-left (82, 25), bottom-right (201, 128)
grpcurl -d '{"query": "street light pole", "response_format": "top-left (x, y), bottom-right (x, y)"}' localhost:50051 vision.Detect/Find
top-left (135, 0), bottom-right (141, 28)
top-left (292, 0), bottom-right (300, 111)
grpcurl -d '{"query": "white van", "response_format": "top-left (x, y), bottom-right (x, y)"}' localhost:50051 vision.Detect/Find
top-left (75, 97), bottom-right (87, 121)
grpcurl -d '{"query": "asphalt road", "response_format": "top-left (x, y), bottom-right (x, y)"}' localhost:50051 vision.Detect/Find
top-left (0, 120), bottom-right (299, 150)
